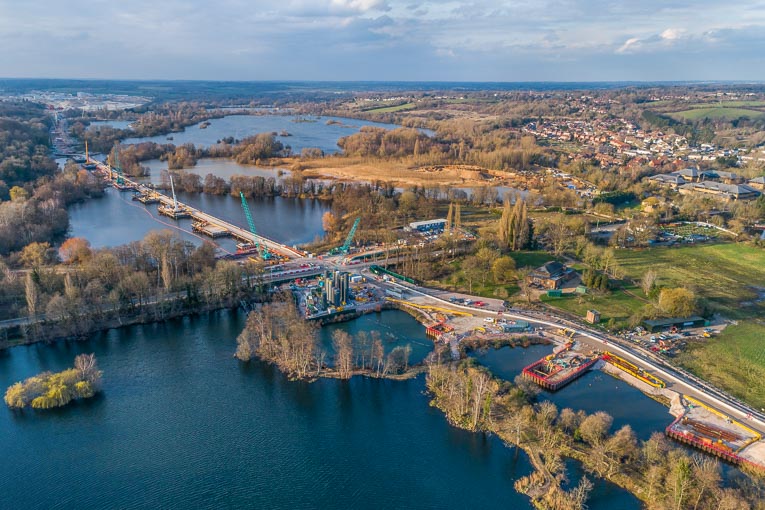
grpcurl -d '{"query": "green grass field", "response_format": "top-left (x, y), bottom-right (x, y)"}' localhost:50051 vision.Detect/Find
top-left (362, 102), bottom-right (416, 113)
top-left (678, 322), bottom-right (765, 410)
top-left (669, 107), bottom-right (765, 121)
top-left (612, 243), bottom-right (765, 408)
top-left (687, 100), bottom-right (765, 108)
top-left (541, 285), bottom-right (649, 329)
top-left (614, 243), bottom-right (765, 319)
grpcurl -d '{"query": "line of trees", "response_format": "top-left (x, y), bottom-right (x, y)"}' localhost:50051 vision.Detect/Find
top-left (498, 198), bottom-right (533, 251)
top-left (4, 230), bottom-right (269, 342)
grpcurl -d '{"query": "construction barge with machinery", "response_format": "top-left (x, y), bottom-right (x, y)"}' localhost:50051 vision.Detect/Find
top-left (521, 339), bottom-right (600, 391)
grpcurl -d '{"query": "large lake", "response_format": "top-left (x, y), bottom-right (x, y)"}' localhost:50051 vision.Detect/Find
top-left (121, 114), bottom-right (410, 154)
top-left (67, 187), bottom-right (329, 250)
top-left (0, 310), bottom-right (639, 509)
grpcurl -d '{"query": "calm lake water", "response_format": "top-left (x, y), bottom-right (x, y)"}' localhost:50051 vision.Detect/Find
top-left (122, 115), bottom-right (407, 153)
top-left (473, 345), bottom-right (673, 441)
top-left (88, 119), bottom-right (134, 130)
top-left (67, 187), bottom-right (329, 250)
top-left (0, 310), bottom-right (640, 509)
top-left (318, 310), bottom-right (433, 365)
top-left (0, 310), bottom-right (535, 510)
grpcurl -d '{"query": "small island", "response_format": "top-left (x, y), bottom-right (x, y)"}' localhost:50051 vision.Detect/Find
top-left (4, 354), bottom-right (103, 410)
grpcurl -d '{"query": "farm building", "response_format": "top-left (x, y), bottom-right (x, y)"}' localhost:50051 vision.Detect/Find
top-left (643, 316), bottom-right (707, 333)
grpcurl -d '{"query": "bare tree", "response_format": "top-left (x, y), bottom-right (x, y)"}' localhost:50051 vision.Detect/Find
top-left (641, 269), bottom-right (658, 296)
top-left (332, 330), bottom-right (354, 379)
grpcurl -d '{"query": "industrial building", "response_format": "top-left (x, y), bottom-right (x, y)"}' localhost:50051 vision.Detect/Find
top-left (323, 270), bottom-right (350, 307)
top-left (408, 219), bottom-right (447, 232)
top-left (643, 316), bottom-right (707, 333)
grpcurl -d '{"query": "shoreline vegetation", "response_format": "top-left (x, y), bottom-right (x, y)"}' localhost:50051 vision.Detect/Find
top-left (235, 294), bottom-right (426, 380)
top-left (232, 294), bottom-right (765, 508)
top-left (4, 353), bottom-right (102, 410)
top-left (426, 360), bottom-right (763, 510)
top-left (0, 230), bottom-right (272, 349)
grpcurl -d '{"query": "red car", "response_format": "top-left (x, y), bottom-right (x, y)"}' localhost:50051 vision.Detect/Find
top-left (474, 301), bottom-right (486, 306)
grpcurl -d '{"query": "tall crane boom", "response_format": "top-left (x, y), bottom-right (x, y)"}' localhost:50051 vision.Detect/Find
top-left (114, 150), bottom-right (124, 185)
top-left (239, 192), bottom-right (271, 259)
top-left (169, 172), bottom-right (179, 211)
top-left (340, 217), bottom-right (361, 254)
top-left (239, 192), bottom-right (258, 242)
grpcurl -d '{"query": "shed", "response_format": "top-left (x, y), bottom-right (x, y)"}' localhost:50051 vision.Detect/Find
top-left (503, 321), bottom-right (530, 333)
top-left (643, 316), bottom-right (706, 333)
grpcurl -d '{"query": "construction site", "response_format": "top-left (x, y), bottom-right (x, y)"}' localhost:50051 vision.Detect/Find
top-left (521, 339), bottom-right (600, 391)
top-left (89, 152), bottom-right (303, 261)
top-left (667, 396), bottom-right (764, 472)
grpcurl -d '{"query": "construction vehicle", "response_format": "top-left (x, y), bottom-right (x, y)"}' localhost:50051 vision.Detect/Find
top-left (602, 352), bottom-right (666, 388)
top-left (330, 217), bottom-right (360, 255)
top-left (238, 192), bottom-right (272, 260)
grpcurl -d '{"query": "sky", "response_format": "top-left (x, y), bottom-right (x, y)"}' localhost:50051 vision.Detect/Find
top-left (1, 0), bottom-right (764, 81)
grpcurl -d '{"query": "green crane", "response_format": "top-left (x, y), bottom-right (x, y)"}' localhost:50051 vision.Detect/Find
top-left (114, 150), bottom-right (124, 186)
top-left (239, 192), bottom-right (271, 259)
top-left (331, 216), bottom-right (360, 255)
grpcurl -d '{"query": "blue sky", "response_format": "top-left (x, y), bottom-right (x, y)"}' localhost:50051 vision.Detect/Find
top-left (1, 0), bottom-right (764, 81)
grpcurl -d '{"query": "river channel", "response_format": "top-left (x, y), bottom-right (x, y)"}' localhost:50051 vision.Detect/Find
top-left (67, 186), bottom-right (329, 251)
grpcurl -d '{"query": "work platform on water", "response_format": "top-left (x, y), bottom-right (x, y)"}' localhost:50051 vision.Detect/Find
top-left (132, 191), bottom-right (160, 204)
top-left (88, 161), bottom-right (304, 260)
top-left (522, 342), bottom-right (599, 391)
top-left (113, 182), bottom-right (136, 192)
top-left (666, 396), bottom-right (764, 472)
top-left (192, 221), bottom-right (230, 238)
top-left (158, 204), bottom-right (192, 219)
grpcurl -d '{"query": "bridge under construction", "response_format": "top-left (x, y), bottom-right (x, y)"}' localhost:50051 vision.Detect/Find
top-left (91, 160), bottom-right (304, 260)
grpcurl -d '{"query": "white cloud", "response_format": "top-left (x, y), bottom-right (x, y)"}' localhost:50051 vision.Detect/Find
top-left (660, 28), bottom-right (685, 40)
top-left (616, 37), bottom-right (642, 54)
top-left (0, 0), bottom-right (763, 80)
top-left (330, 0), bottom-right (389, 13)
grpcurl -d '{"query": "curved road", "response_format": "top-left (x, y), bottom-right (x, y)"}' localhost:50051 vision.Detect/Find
top-left (377, 275), bottom-right (765, 436)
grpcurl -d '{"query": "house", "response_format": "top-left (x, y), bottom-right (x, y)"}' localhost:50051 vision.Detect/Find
top-left (527, 261), bottom-right (576, 290)
top-left (749, 176), bottom-right (765, 191)
top-left (675, 167), bottom-right (702, 182)
top-left (701, 170), bottom-right (743, 184)
top-left (649, 173), bottom-right (686, 188)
